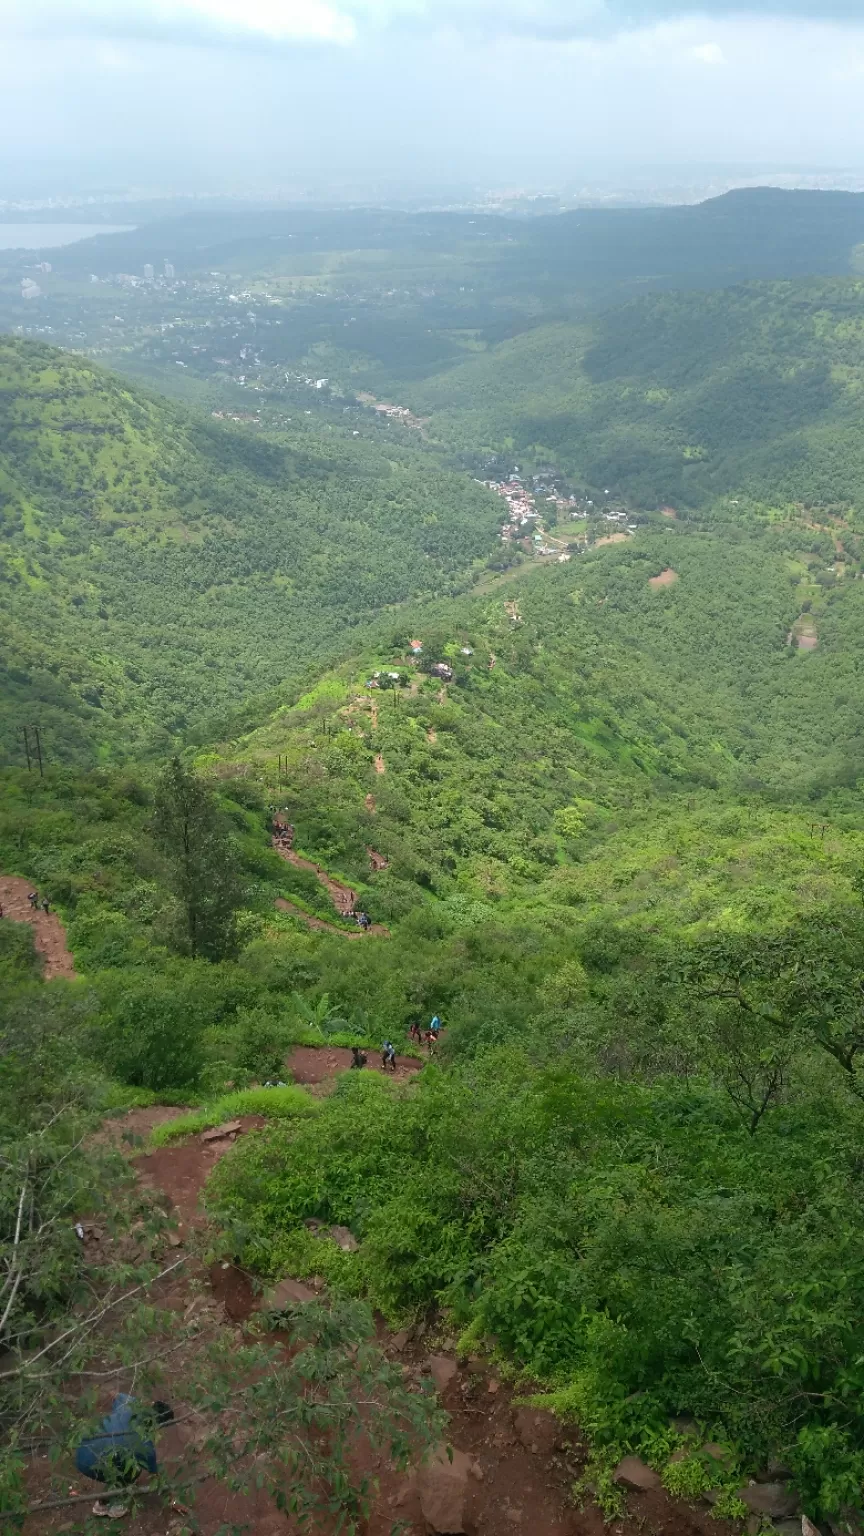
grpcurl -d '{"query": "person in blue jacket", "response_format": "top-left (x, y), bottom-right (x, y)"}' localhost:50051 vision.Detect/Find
top-left (76, 1395), bottom-right (173, 1516)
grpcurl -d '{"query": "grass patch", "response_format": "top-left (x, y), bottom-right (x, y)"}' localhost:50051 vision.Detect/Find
top-left (289, 1025), bottom-right (425, 1059)
top-left (150, 1084), bottom-right (320, 1145)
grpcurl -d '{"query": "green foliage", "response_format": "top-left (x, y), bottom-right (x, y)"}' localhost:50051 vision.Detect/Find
top-left (662, 1455), bottom-right (711, 1499)
top-left (97, 972), bottom-right (208, 1091)
top-left (153, 757), bottom-right (243, 960)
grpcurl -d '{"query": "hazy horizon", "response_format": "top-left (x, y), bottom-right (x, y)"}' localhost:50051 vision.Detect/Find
top-left (2, 1), bottom-right (864, 197)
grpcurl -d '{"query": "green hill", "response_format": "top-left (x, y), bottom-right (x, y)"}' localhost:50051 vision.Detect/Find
top-left (407, 279), bottom-right (864, 511)
top-left (12, 219), bottom-right (864, 1525)
top-left (0, 338), bottom-right (501, 764)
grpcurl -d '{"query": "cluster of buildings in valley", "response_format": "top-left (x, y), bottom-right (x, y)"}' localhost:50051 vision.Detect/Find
top-left (356, 394), bottom-right (425, 431)
top-left (482, 469), bottom-right (638, 557)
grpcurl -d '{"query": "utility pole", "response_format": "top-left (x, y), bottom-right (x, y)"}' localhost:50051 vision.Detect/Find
top-left (33, 726), bottom-right (44, 777)
top-left (21, 726), bottom-right (31, 773)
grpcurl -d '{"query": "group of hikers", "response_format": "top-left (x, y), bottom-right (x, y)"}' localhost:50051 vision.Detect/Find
top-left (352, 910), bottom-right (372, 931)
top-left (350, 1014), bottom-right (442, 1074)
top-left (28, 890), bottom-right (50, 914)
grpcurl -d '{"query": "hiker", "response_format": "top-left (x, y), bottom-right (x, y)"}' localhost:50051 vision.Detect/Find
top-left (429, 1015), bottom-right (441, 1038)
top-left (28, 890), bottom-right (38, 909)
top-left (408, 1020), bottom-right (422, 1045)
top-left (350, 1046), bottom-right (367, 1069)
top-left (41, 897), bottom-right (50, 914)
top-left (426, 1030), bottom-right (437, 1057)
top-left (75, 1395), bottom-right (173, 1517)
top-left (382, 1040), bottom-right (397, 1072)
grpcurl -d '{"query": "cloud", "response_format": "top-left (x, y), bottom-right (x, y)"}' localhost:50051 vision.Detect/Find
top-left (691, 40), bottom-right (725, 62)
top-left (0, 0), bottom-right (357, 45)
top-left (1, 0), bottom-right (863, 50)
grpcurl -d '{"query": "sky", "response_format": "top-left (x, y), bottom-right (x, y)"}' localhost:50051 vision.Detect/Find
top-left (1, 0), bottom-right (864, 197)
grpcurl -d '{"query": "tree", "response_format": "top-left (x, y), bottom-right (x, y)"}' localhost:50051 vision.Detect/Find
top-left (152, 758), bottom-right (242, 961)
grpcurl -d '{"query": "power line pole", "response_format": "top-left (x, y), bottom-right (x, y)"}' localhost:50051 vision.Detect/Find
top-left (33, 726), bottom-right (44, 778)
top-left (21, 726), bottom-right (31, 773)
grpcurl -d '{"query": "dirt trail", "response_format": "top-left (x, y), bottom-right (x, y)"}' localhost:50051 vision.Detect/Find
top-left (287, 1044), bottom-right (422, 1088)
top-left (27, 1087), bottom-right (736, 1536)
top-left (427, 728), bottom-right (437, 743)
top-left (374, 752), bottom-right (386, 774)
top-left (270, 837), bottom-right (390, 937)
top-left (274, 842), bottom-right (357, 915)
top-left (275, 896), bottom-right (389, 939)
top-left (367, 846), bottom-right (389, 872)
top-left (0, 874), bottom-right (76, 980)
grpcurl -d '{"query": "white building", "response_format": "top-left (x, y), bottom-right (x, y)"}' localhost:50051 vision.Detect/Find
top-left (143, 263), bottom-right (154, 281)
top-left (164, 261), bottom-right (176, 280)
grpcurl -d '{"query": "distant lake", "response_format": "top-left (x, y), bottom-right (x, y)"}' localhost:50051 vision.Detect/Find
top-left (0, 223), bottom-right (133, 250)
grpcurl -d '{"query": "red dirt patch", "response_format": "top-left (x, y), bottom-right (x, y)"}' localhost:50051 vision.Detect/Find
top-left (365, 792), bottom-right (376, 812)
top-left (374, 752), bottom-right (386, 775)
top-left (0, 874), bottom-right (76, 980)
top-left (649, 567), bottom-right (679, 588)
top-left (287, 1044), bottom-right (422, 1087)
top-left (367, 846), bottom-right (389, 872)
top-left (789, 616), bottom-right (818, 651)
top-left (661, 506), bottom-right (678, 519)
top-left (594, 532), bottom-right (628, 547)
top-left (427, 728), bottom-right (437, 743)
top-left (133, 1116), bottom-right (265, 1229)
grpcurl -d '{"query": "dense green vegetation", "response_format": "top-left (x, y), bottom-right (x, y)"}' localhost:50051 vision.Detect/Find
top-left (407, 280), bottom-right (864, 511)
top-left (11, 198), bottom-right (864, 1526)
top-left (0, 338), bottom-right (501, 765)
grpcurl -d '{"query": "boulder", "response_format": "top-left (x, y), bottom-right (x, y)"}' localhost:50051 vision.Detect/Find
top-left (427, 1355), bottom-right (459, 1394)
top-left (512, 1407), bottom-right (560, 1456)
top-left (327, 1224), bottom-right (359, 1252)
top-left (738, 1484), bottom-right (799, 1519)
top-left (417, 1445), bottom-right (472, 1534)
top-left (264, 1277), bottom-right (318, 1310)
top-left (614, 1457), bottom-right (661, 1492)
top-left (775, 1522), bottom-right (804, 1536)
top-left (391, 1328), bottom-right (412, 1353)
top-left (802, 1517), bottom-right (821, 1536)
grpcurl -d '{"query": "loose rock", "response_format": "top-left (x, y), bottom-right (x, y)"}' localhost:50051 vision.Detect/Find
top-left (417, 1445), bottom-right (472, 1534)
top-left (614, 1457), bottom-right (662, 1491)
top-left (327, 1224), bottom-right (359, 1252)
top-left (201, 1120), bottom-right (242, 1143)
top-left (427, 1355), bottom-right (459, 1394)
top-left (264, 1277), bottom-right (318, 1310)
top-left (739, 1484), bottom-right (799, 1519)
top-left (512, 1408), bottom-right (560, 1457)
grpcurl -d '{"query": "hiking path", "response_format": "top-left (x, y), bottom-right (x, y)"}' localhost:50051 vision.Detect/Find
top-left (0, 873), bottom-right (76, 980)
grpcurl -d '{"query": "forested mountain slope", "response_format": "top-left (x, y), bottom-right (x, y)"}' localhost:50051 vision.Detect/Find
top-left (408, 280), bottom-right (864, 510)
top-left (0, 339), bottom-right (500, 764)
top-left (222, 524), bottom-right (864, 937)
